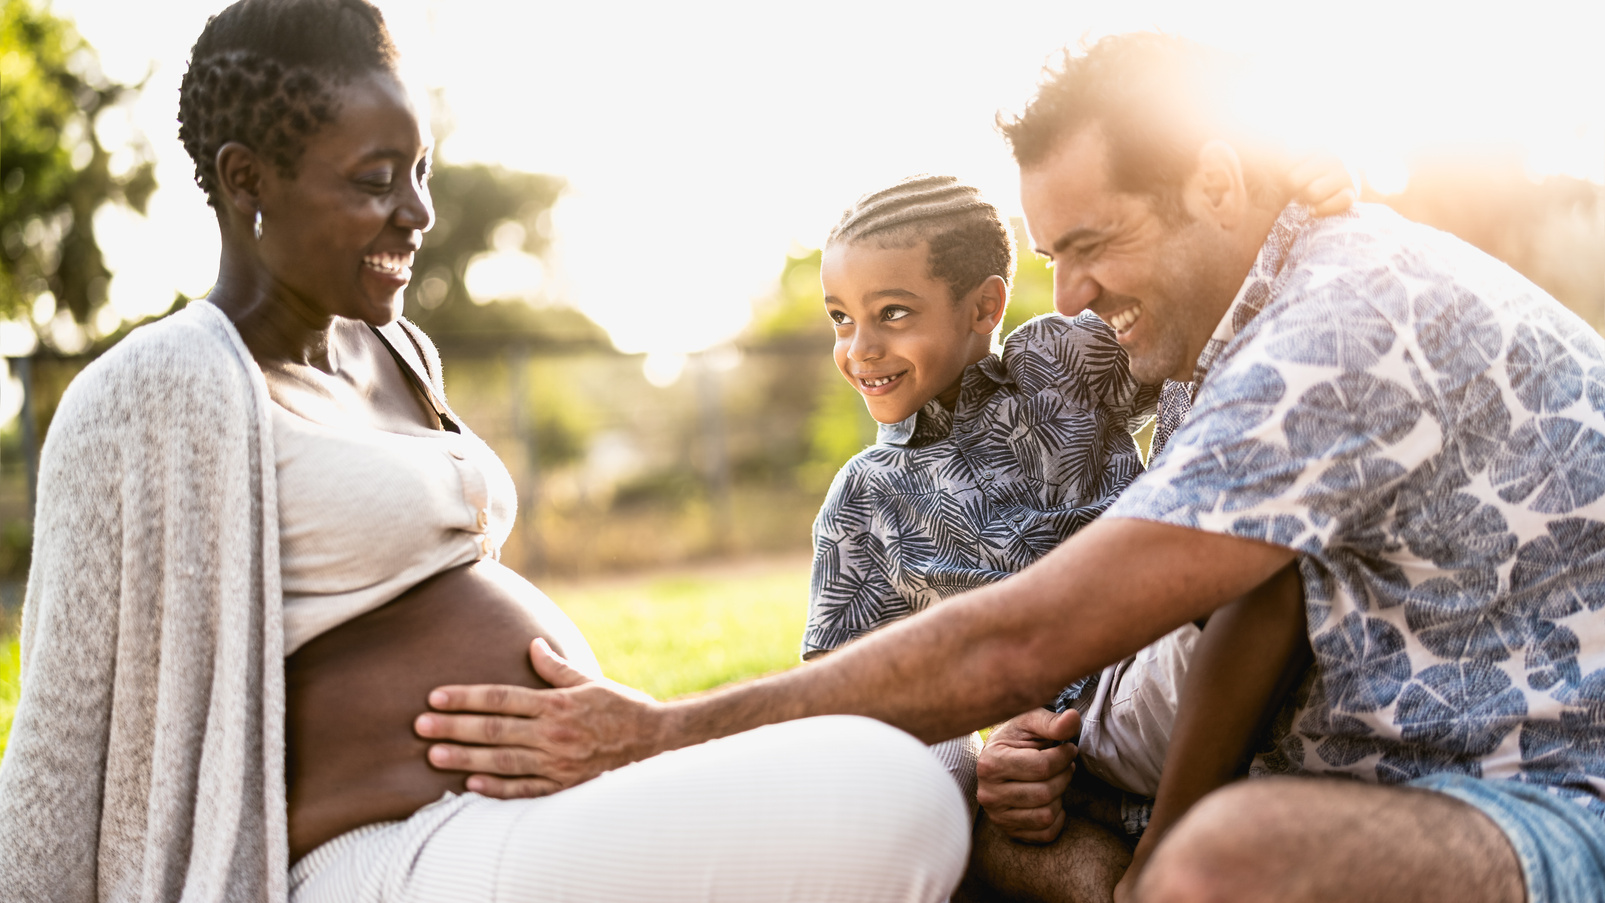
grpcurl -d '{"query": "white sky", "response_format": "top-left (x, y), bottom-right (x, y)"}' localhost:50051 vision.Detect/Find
top-left (54, 0), bottom-right (1605, 355)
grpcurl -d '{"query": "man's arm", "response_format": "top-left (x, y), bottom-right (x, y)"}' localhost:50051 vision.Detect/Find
top-left (416, 517), bottom-right (1295, 797)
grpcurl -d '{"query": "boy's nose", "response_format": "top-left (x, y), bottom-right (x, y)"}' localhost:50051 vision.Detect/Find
top-left (849, 330), bottom-right (883, 361)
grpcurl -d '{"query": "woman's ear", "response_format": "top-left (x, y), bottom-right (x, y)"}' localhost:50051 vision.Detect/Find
top-left (969, 275), bottom-right (1008, 336)
top-left (215, 141), bottom-right (265, 221)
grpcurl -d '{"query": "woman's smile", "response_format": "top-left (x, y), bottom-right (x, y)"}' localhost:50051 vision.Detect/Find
top-left (362, 250), bottom-right (415, 290)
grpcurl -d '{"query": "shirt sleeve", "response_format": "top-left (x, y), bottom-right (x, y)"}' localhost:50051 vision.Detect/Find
top-left (803, 453), bottom-right (911, 659)
top-left (1107, 291), bottom-right (1437, 556)
top-left (1010, 313), bottom-right (1156, 430)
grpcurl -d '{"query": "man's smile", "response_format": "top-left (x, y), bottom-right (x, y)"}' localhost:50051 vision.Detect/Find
top-left (1104, 303), bottom-right (1142, 336)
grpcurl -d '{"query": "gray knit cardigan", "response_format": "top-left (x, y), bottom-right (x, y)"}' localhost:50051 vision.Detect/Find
top-left (1, 300), bottom-right (296, 902)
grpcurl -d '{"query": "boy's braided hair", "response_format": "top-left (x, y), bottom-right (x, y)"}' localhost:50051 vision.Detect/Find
top-left (827, 175), bottom-right (1015, 303)
top-left (178, 0), bottom-right (400, 209)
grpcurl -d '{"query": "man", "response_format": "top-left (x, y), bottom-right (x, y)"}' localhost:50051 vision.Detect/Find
top-left (417, 33), bottom-right (1605, 902)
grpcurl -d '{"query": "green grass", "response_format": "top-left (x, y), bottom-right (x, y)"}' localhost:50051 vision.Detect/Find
top-left (0, 633), bottom-right (18, 762)
top-left (545, 557), bottom-right (812, 699)
top-left (0, 558), bottom-right (815, 763)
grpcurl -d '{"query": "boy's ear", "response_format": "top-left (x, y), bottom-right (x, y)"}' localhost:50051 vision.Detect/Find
top-left (968, 275), bottom-right (1008, 336)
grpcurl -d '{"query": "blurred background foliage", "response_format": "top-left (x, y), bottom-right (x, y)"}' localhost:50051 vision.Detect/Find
top-left (1, 0), bottom-right (154, 331)
top-left (0, 0), bottom-right (1602, 591)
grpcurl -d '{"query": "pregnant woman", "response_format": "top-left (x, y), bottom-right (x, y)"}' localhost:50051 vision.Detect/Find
top-left (0, 1), bottom-right (966, 900)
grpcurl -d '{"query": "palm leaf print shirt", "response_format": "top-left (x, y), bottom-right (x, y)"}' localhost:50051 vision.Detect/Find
top-left (1109, 202), bottom-right (1605, 817)
top-left (805, 313), bottom-right (1163, 658)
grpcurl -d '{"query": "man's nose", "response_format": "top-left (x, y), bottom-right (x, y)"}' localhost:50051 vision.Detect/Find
top-left (1053, 267), bottom-right (1099, 317)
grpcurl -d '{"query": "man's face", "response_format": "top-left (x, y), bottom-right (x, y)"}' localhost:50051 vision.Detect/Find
top-left (1019, 127), bottom-right (1226, 385)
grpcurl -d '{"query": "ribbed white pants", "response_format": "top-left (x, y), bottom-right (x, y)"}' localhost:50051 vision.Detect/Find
top-left (289, 715), bottom-right (970, 903)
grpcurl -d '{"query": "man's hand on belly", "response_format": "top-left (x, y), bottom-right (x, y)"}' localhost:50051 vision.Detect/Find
top-left (416, 638), bottom-right (667, 797)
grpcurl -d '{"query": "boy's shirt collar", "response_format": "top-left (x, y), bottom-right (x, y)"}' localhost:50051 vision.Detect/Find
top-left (876, 352), bottom-right (1011, 448)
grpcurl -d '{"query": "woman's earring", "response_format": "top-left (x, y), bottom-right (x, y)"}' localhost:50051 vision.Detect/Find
top-left (253, 209), bottom-right (263, 241)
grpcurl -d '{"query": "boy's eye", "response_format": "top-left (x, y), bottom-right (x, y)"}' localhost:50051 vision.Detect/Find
top-left (882, 307), bottom-right (910, 322)
top-left (829, 310), bottom-right (852, 325)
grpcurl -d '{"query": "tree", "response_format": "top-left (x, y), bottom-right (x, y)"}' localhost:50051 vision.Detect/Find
top-left (0, 0), bottom-right (155, 334)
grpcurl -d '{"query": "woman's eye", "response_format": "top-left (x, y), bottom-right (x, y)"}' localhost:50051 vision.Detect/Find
top-left (357, 170), bottom-right (396, 190)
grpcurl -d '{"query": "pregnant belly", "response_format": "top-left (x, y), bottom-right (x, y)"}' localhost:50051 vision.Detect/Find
top-left (285, 559), bottom-right (598, 862)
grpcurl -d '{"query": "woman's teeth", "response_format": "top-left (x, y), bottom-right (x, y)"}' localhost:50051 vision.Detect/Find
top-left (363, 252), bottom-right (412, 276)
top-left (1107, 305), bottom-right (1141, 334)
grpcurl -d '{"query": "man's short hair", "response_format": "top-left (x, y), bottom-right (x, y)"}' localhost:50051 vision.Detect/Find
top-left (826, 174), bottom-right (1014, 304)
top-left (998, 32), bottom-right (1278, 222)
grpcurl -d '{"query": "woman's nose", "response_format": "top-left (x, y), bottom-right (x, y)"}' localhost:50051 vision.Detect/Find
top-left (397, 181), bottom-right (435, 233)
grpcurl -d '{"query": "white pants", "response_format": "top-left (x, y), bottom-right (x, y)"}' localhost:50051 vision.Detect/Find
top-left (927, 733), bottom-right (983, 820)
top-left (1077, 623), bottom-right (1201, 797)
top-left (289, 716), bottom-right (970, 903)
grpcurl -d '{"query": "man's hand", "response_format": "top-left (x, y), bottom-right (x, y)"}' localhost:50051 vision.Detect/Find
top-left (415, 638), bottom-right (666, 798)
top-left (975, 707), bottom-right (1082, 844)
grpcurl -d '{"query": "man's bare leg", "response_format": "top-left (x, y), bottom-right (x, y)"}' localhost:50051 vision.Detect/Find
top-left (958, 811), bottom-right (1131, 903)
top-left (1133, 777), bottom-right (1524, 903)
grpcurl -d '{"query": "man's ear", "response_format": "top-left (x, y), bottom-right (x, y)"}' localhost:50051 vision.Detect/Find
top-left (215, 141), bottom-right (265, 220)
top-left (1188, 139), bottom-right (1249, 230)
top-left (969, 274), bottom-right (1008, 336)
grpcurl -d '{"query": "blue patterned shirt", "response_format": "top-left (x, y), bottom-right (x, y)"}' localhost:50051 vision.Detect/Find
top-left (1109, 203), bottom-right (1605, 816)
top-left (804, 314), bottom-right (1164, 657)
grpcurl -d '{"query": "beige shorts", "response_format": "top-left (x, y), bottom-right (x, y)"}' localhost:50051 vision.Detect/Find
top-left (1076, 623), bottom-right (1201, 797)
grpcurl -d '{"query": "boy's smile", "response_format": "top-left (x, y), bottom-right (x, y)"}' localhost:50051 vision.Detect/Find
top-left (821, 240), bottom-right (1003, 425)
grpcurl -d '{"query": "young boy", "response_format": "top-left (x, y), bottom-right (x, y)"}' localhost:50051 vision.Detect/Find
top-left (802, 169), bottom-right (1352, 832)
top-left (801, 174), bottom-right (1189, 811)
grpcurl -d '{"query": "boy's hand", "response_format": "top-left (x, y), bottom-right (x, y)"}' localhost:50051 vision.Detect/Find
top-left (975, 707), bottom-right (1081, 843)
top-left (1287, 154), bottom-right (1358, 217)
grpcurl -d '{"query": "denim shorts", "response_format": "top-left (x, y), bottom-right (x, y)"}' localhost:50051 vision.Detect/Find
top-left (1411, 773), bottom-right (1605, 903)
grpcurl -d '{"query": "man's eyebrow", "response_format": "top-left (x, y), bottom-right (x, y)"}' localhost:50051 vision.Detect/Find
top-left (1037, 226), bottom-right (1106, 258)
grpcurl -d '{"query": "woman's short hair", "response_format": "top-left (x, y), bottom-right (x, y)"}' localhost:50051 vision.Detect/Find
top-left (178, 0), bottom-right (399, 208)
top-left (827, 175), bottom-right (1015, 303)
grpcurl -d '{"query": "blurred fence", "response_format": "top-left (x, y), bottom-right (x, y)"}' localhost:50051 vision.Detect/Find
top-left (2, 162), bottom-right (1601, 588)
top-left (0, 333), bottom-right (872, 584)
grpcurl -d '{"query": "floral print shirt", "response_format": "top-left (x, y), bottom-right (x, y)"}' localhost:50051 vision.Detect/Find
top-left (1109, 203), bottom-right (1605, 817)
top-left (804, 313), bottom-right (1163, 657)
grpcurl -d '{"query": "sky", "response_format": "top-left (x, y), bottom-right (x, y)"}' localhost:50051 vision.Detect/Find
top-left (51, 0), bottom-right (1605, 357)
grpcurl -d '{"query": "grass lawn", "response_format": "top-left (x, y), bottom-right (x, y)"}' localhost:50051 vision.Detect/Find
top-left (0, 556), bottom-right (814, 764)
top-left (544, 555), bottom-right (812, 699)
top-left (0, 633), bottom-right (17, 761)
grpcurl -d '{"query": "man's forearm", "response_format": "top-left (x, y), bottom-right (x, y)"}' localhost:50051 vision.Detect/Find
top-left (659, 518), bottom-right (1295, 752)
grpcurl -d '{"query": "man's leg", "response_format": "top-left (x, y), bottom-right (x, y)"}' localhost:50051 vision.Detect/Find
top-left (1134, 776), bottom-right (1524, 903)
top-left (960, 768), bottom-right (1137, 903)
top-left (958, 811), bottom-right (1132, 903)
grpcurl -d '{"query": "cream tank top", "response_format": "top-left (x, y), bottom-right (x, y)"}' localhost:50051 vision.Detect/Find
top-left (275, 324), bottom-right (517, 656)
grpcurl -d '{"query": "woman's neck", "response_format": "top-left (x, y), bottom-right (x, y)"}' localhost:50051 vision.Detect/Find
top-left (209, 247), bottom-right (337, 369)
